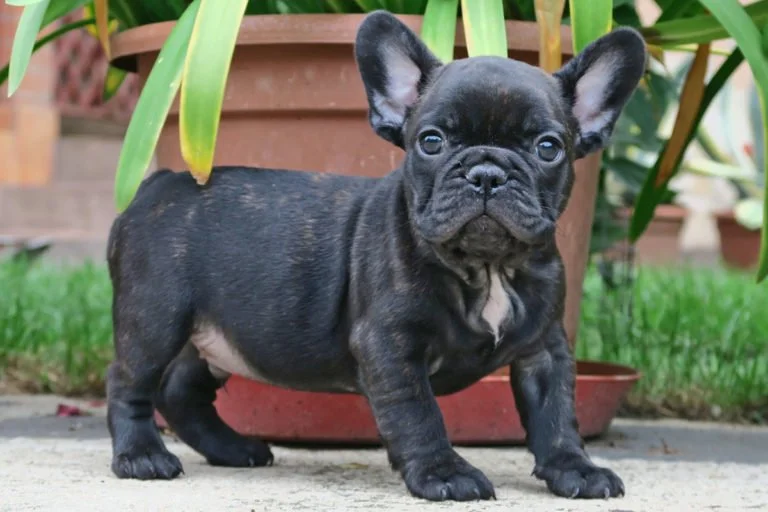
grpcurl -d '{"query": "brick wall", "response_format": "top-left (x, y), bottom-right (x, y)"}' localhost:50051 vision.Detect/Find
top-left (54, 10), bottom-right (139, 123)
top-left (0, 2), bottom-right (59, 186)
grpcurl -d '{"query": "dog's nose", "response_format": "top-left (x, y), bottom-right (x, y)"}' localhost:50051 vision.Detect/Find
top-left (465, 165), bottom-right (508, 194)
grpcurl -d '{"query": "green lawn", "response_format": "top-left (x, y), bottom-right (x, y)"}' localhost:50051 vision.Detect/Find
top-left (1, 258), bottom-right (766, 423)
top-left (576, 265), bottom-right (768, 423)
top-left (0, 259), bottom-right (112, 396)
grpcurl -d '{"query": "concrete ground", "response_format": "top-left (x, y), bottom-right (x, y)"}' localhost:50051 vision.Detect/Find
top-left (0, 395), bottom-right (766, 511)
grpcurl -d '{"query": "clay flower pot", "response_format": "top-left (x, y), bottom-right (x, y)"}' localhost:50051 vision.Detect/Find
top-left (716, 211), bottom-right (762, 270)
top-left (113, 14), bottom-right (636, 443)
top-left (156, 361), bottom-right (639, 445)
top-left (605, 205), bottom-right (686, 265)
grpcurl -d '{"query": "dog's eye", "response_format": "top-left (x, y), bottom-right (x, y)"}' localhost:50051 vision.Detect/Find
top-left (536, 137), bottom-right (562, 162)
top-left (419, 133), bottom-right (444, 155)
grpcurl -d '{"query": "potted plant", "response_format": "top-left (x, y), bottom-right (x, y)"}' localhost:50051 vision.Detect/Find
top-left (626, 0), bottom-right (768, 281)
top-left (714, 82), bottom-right (763, 270)
top-left (678, 83), bottom-right (765, 270)
top-left (4, 0), bottom-right (767, 443)
top-left (594, 62), bottom-right (687, 266)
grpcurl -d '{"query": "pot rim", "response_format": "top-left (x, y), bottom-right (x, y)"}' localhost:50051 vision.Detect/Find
top-left (617, 204), bottom-right (687, 221)
top-left (110, 13), bottom-right (574, 72)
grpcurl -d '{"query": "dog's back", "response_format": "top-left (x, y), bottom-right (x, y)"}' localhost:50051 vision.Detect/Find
top-left (107, 166), bottom-right (379, 392)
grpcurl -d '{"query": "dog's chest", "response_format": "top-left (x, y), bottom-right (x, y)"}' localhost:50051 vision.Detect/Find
top-left (481, 270), bottom-right (512, 343)
top-left (188, 322), bottom-right (359, 392)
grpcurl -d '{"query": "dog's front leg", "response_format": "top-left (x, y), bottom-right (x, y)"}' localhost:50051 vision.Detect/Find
top-left (352, 323), bottom-right (495, 502)
top-left (510, 323), bottom-right (625, 499)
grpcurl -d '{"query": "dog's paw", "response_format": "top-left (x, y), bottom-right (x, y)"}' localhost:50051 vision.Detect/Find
top-left (112, 448), bottom-right (183, 480)
top-left (206, 438), bottom-right (274, 468)
top-left (533, 451), bottom-right (624, 499)
top-left (402, 450), bottom-right (496, 501)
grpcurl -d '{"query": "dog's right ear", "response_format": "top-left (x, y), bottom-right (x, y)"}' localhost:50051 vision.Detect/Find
top-left (355, 11), bottom-right (442, 148)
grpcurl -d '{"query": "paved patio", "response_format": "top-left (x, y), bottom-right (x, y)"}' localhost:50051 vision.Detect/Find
top-left (0, 394), bottom-right (766, 511)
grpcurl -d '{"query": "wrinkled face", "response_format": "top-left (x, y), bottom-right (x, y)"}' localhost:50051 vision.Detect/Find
top-left (402, 59), bottom-right (572, 262)
top-left (354, 11), bottom-right (647, 265)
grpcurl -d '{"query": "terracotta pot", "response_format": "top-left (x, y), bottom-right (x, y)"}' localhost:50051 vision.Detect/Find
top-left (115, 15), bottom-right (630, 443)
top-left (605, 205), bottom-right (686, 265)
top-left (155, 361), bottom-right (639, 445)
top-left (716, 211), bottom-right (761, 269)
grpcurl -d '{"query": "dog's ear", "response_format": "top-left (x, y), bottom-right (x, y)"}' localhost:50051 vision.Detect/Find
top-left (554, 28), bottom-right (647, 158)
top-left (354, 11), bottom-right (442, 148)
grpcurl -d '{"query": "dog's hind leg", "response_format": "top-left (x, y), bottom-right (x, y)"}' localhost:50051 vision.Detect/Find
top-left (154, 345), bottom-right (274, 468)
top-left (106, 214), bottom-right (199, 481)
top-left (106, 278), bottom-right (191, 480)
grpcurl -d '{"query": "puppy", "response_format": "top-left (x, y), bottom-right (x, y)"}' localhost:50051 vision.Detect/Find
top-left (105, 10), bottom-right (646, 501)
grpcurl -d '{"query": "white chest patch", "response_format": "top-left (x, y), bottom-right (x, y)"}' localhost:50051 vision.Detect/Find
top-left (481, 270), bottom-right (513, 344)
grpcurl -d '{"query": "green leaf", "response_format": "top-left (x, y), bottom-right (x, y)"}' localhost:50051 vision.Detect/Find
top-left (42, 0), bottom-right (91, 28)
top-left (460, 0), bottom-right (507, 57)
top-left (421, 0), bottom-right (458, 62)
top-left (108, 0), bottom-right (141, 27)
top-left (642, 0), bottom-right (768, 47)
top-left (762, 22), bottom-right (768, 58)
top-left (7, 0), bottom-right (50, 97)
top-left (568, 0), bottom-right (612, 53)
top-left (179, 0), bottom-right (248, 184)
top-left (5, 0), bottom-right (46, 5)
top-left (695, 0), bottom-right (768, 281)
top-left (504, 0), bottom-right (535, 21)
top-left (325, 0), bottom-right (360, 12)
top-left (114, 0), bottom-right (201, 211)
top-left (655, 0), bottom-right (699, 24)
top-left (352, 0), bottom-right (382, 11)
top-left (102, 65), bottom-right (127, 102)
top-left (0, 18), bottom-right (94, 86)
top-left (629, 49), bottom-right (744, 243)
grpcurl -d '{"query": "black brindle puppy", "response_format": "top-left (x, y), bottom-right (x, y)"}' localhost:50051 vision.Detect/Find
top-left (106, 11), bottom-right (646, 501)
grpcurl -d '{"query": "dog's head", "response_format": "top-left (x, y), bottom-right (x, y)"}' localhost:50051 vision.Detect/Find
top-left (354, 11), bottom-right (646, 264)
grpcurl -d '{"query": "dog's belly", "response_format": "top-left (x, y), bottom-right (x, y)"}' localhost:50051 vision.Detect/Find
top-left (189, 323), bottom-right (359, 393)
top-left (189, 324), bottom-right (270, 382)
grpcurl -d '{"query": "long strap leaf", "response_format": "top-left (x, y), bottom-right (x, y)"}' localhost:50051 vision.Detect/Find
top-left (179, 0), bottom-right (249, 185)
top-left (534, 0), bottom-right (565, 72)
top-left (460, 0), bottom-right (507, 58)
top-left (642, 0), bottom-right (768, 48)
top-left (93, 0), bottom-right (110, 59)
top-left (42, 0), bottom-right (91, 27)
top-left (114, 0), bottom-right (201, 211)
top-left (568, 0), bottom-right (611, 54)
top-left (653, 44), bottom-right (711, 187)
top-left (7, 0), bottom-right (50, 96)
top-left (5, 0), bottom-right (46, 5)
top-left (0, 17), bottom-right (95, 86)
top-left (421, 0), bottom-right (458, 62)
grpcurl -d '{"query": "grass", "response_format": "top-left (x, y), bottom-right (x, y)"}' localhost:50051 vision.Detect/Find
top-left (576, 265), bottom-right (768, 424)
top-left (0, 258), bottom-right (766, 423)
top-left (0, 259), bottom-right (113, 396)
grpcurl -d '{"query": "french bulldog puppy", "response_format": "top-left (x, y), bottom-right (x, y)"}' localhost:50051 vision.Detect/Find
top-left (106, 10), bottom-right (646, 502)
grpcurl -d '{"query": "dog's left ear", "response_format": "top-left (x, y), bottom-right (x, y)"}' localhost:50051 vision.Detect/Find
top-left (354, 11), bottom-right (442, 148)
top-left (554, 28), bottom-right (647, 158)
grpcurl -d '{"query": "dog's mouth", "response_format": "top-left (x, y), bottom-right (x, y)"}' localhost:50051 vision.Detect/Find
top-left (438, 214), bottom-right (542, 261)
